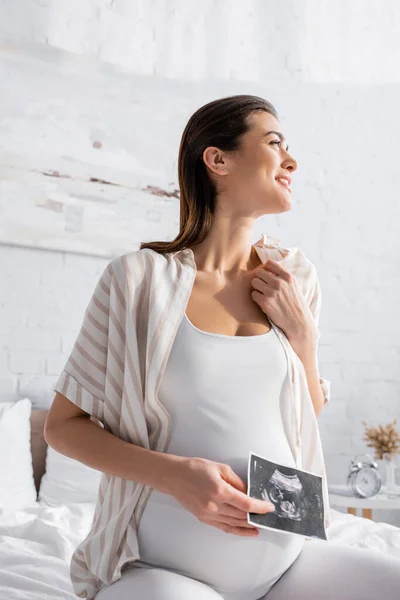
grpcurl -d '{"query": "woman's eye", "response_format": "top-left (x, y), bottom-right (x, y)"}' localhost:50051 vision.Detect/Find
top-left (271, 140), bottom-right (281, 147)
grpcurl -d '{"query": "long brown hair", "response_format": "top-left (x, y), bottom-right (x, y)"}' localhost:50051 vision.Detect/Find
top-left (140, 94), bottom-right (278, 255)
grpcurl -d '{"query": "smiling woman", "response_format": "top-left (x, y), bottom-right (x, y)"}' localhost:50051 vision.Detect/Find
top-left (140, 94), bottom-right (298, 258)
top-left (45, 94), bottom-right (400, 600)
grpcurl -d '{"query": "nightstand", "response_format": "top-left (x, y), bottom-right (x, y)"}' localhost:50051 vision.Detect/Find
top-left (328, 484), bottom-right (400, 520)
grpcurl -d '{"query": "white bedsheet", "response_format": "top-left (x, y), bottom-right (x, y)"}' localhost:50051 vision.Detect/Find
top-left (0, 501), bottom-right (94, 599)
top-left (0, 504), bottom-right (399, 599)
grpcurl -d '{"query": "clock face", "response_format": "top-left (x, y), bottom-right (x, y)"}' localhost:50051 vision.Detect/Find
top-left (353, 467), bottom-right (381, 497)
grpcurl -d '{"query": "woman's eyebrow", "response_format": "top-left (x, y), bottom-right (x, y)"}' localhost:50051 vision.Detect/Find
top-left (263, 130), bottom-right (289, 151)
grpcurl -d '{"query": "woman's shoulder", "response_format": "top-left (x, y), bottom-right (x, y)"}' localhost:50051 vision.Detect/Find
top-left (108, 247), bottom-right (176, 286)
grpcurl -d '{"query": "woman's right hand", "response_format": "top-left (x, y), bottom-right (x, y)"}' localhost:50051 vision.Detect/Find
top-left (167, 456), bottom-right (275, 537)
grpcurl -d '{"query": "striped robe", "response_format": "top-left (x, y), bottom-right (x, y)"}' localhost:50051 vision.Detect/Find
top-left (53, 233), bottom-right (331, 599)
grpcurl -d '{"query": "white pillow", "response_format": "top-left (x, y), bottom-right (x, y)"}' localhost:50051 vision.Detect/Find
top-left (0, 398), bottom-right (37, 508)
top-left (39, 444), bottom-right (102, 506)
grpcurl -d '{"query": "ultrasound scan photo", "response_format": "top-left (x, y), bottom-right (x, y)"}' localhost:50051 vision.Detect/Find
top-left (247, 451), bottom-right (327, 541)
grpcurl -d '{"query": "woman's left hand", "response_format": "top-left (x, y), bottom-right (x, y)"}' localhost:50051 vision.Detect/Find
top-left (250, 260), bottom-right (318, 353)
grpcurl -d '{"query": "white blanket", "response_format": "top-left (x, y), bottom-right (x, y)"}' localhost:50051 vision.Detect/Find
top-left (0, 504), bottom-right (399, 599)
top-left (0, 501), bottom-right (94, 599)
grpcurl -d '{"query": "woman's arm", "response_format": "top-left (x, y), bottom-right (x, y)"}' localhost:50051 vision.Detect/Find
top-left (285, 258), bottom-right (330, 416)
top-left (44, 392), bottom-right (185, 495)
top-left (293, 343), bottom-right (325, 417)
top-left (293, 262), bottom-right (331, 416)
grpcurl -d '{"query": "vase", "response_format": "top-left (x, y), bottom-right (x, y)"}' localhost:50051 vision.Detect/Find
top-left (382, 452), bottom-right (398, 498)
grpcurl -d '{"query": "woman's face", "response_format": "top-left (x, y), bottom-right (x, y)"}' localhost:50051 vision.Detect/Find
top-left (204, 111), bottom-right (298, 217)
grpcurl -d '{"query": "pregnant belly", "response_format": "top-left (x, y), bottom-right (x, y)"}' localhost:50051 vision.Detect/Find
top-left (135, 488), bottom-right (305, 595)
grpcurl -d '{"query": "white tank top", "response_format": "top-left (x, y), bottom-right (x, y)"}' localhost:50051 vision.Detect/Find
top-left (134, 312), bottom-right (305, 598)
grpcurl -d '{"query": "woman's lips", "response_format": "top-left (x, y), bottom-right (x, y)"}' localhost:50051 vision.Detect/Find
top-left (276, 178), bottom-right (291, 192)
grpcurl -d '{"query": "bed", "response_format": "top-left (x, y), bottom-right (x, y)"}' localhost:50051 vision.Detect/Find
top-left (0, 409), bottom-right (399, 600)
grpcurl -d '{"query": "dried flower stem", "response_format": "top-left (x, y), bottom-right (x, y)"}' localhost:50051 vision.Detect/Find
top-left (362, 419), bottom-right (400, 461)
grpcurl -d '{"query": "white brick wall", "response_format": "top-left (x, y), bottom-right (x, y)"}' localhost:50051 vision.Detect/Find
top-left (0, 244), bottom-right (109, 406)
top-left (1, 0), bottom-right (400, 525)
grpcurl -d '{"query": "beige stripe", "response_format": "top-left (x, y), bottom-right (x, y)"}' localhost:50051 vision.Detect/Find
top-left (60, 374), bottom-right (68, 396)
top-left (113, 545), bottom-right (124, 576)
top-left (86, 533), bottom-right (93, 571)
top-left (98, 525), bottom-right (107, 575)
top-left (109, 302), bottom-right (126, 346)
top-left (84, 497), bottom-right (107, 564)
top-left (87, 310), bottom-right (108, 336)
top-left (102, 374), bottom-right (122, 417)
top-left (59, 372), bottom-right (103, 422)
top-left (135, 253), bottom-right (146, 335)
top-left (76, 383), bottom-right (82, 408)
top-left (72, 552), bottom-right (88, 571)
top-left (122, 350), bottom-right (146, 446)
top-left (124, 344), bottom-right (144, 411)
top-left (75, 546), bottom-right (86, 559)
top-left (98, 477), bottom-right (106, 504)
top-left (108, 336), bottom-right (125, 374)
top-left (123, 537), bottom-right (137, 558)
top-left (110, 267), bottom-right (127, 315)
top-left (123, 252), bottom-right (148, 449)
top-left (107, 368), bottom-right (123, 400)
top-left (119, 417), bottom-right (131, 442)
top-left (92, 394), bottom-right (102, 420)
top-left (75, 340), bottom-right (107, 375)
top-left (120, 254), bottom-right (130, 298)
top-left (106, 478), bottom-right (128, 581)
top-left (120, 252), bottom-right (144, 336)
top-left (70, 571), bottom-right (98, 586)
top-left (69, 358), bottom-right (104, 394)
top-left (98, 480), bottom-right (117, 567)
top-left (92, 291), bottom-right (108, 318)
top-left (81, 325), bottom-right (108, 355)
top-left (135, 253), bottom-right (147, 388)
top-left (103, 390), bottom-right (121, 427)
top-left (99, 269), bottom-right (111, 296)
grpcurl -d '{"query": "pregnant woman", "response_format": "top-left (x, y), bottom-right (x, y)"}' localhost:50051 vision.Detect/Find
top-left (45, 95), bottom-right (400, 600)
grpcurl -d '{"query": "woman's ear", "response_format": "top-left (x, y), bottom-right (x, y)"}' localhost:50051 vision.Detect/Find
top-left (203, 147), bottom-right (228, 175)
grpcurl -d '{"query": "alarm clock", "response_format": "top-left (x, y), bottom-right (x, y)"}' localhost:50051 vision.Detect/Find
top-left (347, 454), bottom-right (382, 498)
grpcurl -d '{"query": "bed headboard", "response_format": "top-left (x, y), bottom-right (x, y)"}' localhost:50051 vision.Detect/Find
top-left (30, 409), bottom-right (49, 493)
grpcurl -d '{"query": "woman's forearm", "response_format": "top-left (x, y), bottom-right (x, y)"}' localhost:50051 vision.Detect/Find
top-left (293, 343), bottom-right (325, 417)
top-left (44, 416), bottom-right (185, 495)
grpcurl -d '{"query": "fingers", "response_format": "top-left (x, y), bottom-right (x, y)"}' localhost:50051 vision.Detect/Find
top-left (225, 484), bottom-right (275, 515)
top-left (219, 514), bottom-right (258, 529)
top-left (219, 465), bottom-right (247, 494)
top-left (219, 502), bottom-right (248, 518)
top-left (252, 272), bottom-right (280, 291)
top-left (209, 519), bottom-right (259, 537)
top-left (218, 503), bottom-right (267, 536)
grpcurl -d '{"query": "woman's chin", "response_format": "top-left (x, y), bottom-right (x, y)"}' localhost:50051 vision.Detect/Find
top-left (282, 189), bottom-right (293, 207)
top-left (278, 194), bottom-right (292, 212)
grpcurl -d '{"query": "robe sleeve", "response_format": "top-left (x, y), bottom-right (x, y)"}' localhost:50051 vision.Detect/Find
top-left (52, 258), bottom-right (125, 429)
top-left (308, 266), bottom-right (331, 405)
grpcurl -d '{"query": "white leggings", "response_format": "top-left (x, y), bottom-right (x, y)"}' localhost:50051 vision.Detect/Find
top-left (95, 540), bottom-right (400, 600)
